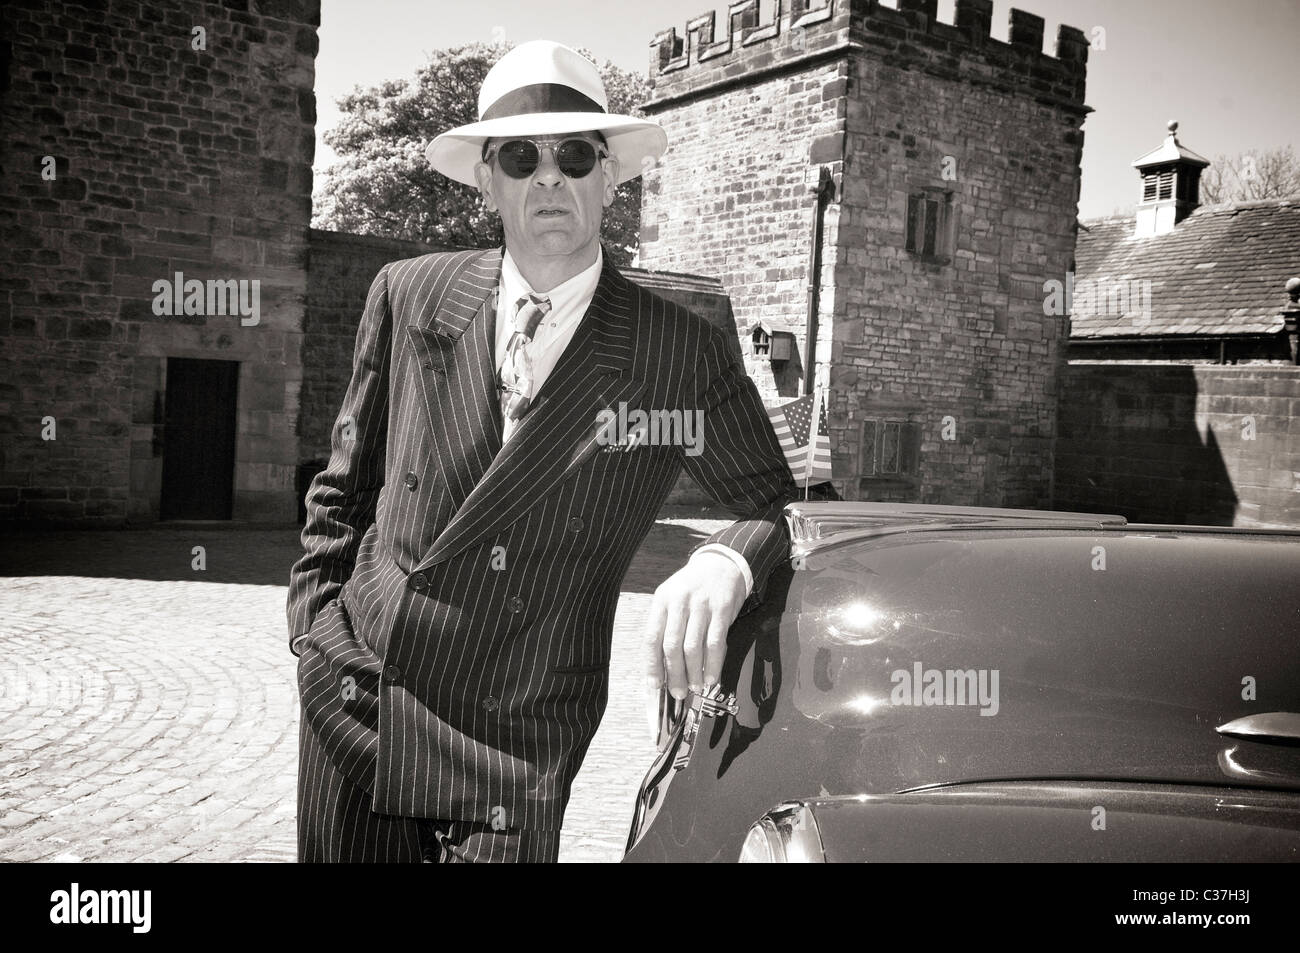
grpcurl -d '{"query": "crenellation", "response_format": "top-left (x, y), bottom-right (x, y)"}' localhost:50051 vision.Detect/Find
top-left (1008, 8), bottom-right (1045, 51)
top-left (685, 12), bottom-right (719, 59)
top-left (954, 0), bottom-right (992, 39)
top-left (650, 27), bottom-right (685, 73)
top-left (647, 0), bottom-right (1086, 110)
top-left (896, 0), bottom-right (939, 28)
top-left (1055, 23), bottom-right (1089, 64)
top-left (646, 25), bottom-right (673, 76)
top-left (691, 14), bottom-right (731, 62)
top-left (738, 0), bottom-right (783, 44)
top-left (791, 0), bottom-right (836, 29)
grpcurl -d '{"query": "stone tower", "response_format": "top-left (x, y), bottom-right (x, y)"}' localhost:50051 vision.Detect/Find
top-left (637, 0), bottom-right (1089, 507)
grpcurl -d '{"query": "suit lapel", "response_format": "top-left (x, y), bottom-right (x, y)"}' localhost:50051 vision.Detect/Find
top-left (404, 248), bottom-right (503, 513)
top-left (414, 245), bottom-right (646, 570)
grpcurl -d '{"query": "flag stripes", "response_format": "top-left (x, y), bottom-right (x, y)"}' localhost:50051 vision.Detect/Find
top-left (767, 392), bottom-right (832, 484)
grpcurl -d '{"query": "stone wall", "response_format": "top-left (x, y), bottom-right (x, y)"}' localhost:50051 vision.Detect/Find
top-left (639, 0), bottom-right (1089, 510)
top-left (1056, 364), bottom-right (1300, 527)
top-left (0, 0), bottom-right (320, 525)
top-left (300, 229), bottom-right (453, 466)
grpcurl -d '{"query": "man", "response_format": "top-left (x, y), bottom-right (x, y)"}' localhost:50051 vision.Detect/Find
top-left (288, 40), bottom-right (797, 862)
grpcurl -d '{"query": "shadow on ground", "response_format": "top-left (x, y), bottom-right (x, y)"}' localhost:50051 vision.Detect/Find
top-left (0, 507), bottom-right (727, 589)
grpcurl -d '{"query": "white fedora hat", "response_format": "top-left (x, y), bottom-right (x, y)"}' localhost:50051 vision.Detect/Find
top-left (425, 40), bottom-right (667, 187)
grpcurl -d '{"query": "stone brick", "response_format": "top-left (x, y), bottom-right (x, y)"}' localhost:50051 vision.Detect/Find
top-left (69, 318), bottom-right (113, 340)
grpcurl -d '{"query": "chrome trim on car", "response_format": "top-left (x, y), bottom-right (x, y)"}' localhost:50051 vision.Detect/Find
top-left (785, 501), bottom-right (1128, 555)
top-left (1217, 712), bottom-right (1300, 745)
top-left (673, 684), bottom-right (739, 771)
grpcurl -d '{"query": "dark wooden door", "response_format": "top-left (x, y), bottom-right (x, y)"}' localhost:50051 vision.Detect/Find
top-left (160, 357), bottom-right (239, 520)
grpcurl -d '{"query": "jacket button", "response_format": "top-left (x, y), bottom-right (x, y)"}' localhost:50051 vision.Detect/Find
top-left (405, 472), bottom-right (418, 490)
top-left (409, 572), bottom-right (428, 591)
top-left (568, 517), bottom-right (583, 533)
top-left (383, 665), bottom-right (402, 683)
top-left (482, 696), bottom-right (499, 712)
top-left (507, 595), bottom-right (524, 613)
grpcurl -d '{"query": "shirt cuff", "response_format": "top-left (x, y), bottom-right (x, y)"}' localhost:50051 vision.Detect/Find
top-left (690, 543), bottom-right (754, 598)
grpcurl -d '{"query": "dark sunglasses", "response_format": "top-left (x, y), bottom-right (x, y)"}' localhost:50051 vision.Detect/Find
top-left (483, 137), bottom-right (608, 179)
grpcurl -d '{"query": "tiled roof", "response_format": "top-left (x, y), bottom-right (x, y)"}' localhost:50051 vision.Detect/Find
top-left (1071, 198), bottom-right (1300, 338)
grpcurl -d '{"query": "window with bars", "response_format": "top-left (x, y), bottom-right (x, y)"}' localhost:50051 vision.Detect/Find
top-left (905, 189), bottom-right (953, 261)
top-left (860, 419), bottom-right (920, 479)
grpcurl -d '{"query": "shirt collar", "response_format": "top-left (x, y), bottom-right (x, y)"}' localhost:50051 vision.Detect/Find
top-left (500, 245), bottom-right (603, 324)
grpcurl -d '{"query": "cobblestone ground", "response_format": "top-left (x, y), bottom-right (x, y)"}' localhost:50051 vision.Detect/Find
top-left (0, 511), bottom-right (730, 863)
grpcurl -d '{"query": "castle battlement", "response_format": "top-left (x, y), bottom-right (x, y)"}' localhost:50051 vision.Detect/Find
top-left (646, 0), bottom-right (1088, 111)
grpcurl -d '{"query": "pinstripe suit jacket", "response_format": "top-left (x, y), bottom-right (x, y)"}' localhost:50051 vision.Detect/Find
top-left (287, 245), bottom-right (797, 830)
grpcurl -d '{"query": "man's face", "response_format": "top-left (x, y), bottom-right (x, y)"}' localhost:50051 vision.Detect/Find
top-left (473, 131), bottom-right (619, 276)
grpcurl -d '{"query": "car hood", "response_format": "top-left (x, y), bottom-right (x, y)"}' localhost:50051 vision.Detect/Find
top-left (625, 528), bottom-right (1300, 862)
top-left (756, 528), bottom-right (1300, 795)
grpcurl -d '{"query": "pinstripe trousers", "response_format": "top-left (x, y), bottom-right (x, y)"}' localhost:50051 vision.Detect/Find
top-left (296, 705), bottom-right (561, 863)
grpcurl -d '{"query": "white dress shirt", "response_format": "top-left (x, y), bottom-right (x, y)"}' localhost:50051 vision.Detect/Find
top-left (493, 246), bottom-right (754, 599)
top-left (495, 246), bottom-right (602, 444)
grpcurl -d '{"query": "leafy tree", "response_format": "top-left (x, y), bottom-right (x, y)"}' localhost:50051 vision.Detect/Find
top-left (313, 42), bottom-right (650, 266)
top-left (1200, 146), bottom-right (1300, 204)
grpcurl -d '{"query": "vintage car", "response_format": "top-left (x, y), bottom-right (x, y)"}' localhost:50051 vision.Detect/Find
top-left (623, 502), bottom-right (1300, 862)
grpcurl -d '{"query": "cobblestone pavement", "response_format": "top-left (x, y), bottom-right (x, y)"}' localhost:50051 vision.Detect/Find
top-left (0, 510), bottom-right (731, 863)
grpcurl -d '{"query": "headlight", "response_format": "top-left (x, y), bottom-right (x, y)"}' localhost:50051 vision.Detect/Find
top-left (739, 817), bottom-right (784, 863)
top-left (738, 802), bottom-right (826, 863)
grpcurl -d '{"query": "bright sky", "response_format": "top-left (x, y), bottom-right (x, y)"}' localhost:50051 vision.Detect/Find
top-left (314, 0), bottom-right (1300, 220)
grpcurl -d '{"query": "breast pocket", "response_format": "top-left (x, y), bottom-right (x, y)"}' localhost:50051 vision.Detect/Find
top-left (405, 324), bottom-right (458, 377)
top-left (585, 447), bottom-right (644, 473)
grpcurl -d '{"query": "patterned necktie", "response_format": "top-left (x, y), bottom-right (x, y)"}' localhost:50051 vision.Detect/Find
top-left (499, 292), bottom-right (553, 425)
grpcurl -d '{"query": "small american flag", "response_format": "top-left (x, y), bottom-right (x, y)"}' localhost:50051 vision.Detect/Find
top-left (767, 391), bottom-right (832, 485)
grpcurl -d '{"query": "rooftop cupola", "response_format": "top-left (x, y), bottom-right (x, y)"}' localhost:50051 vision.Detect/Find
top-left (1132, 120), bottom-right (1211, 237)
